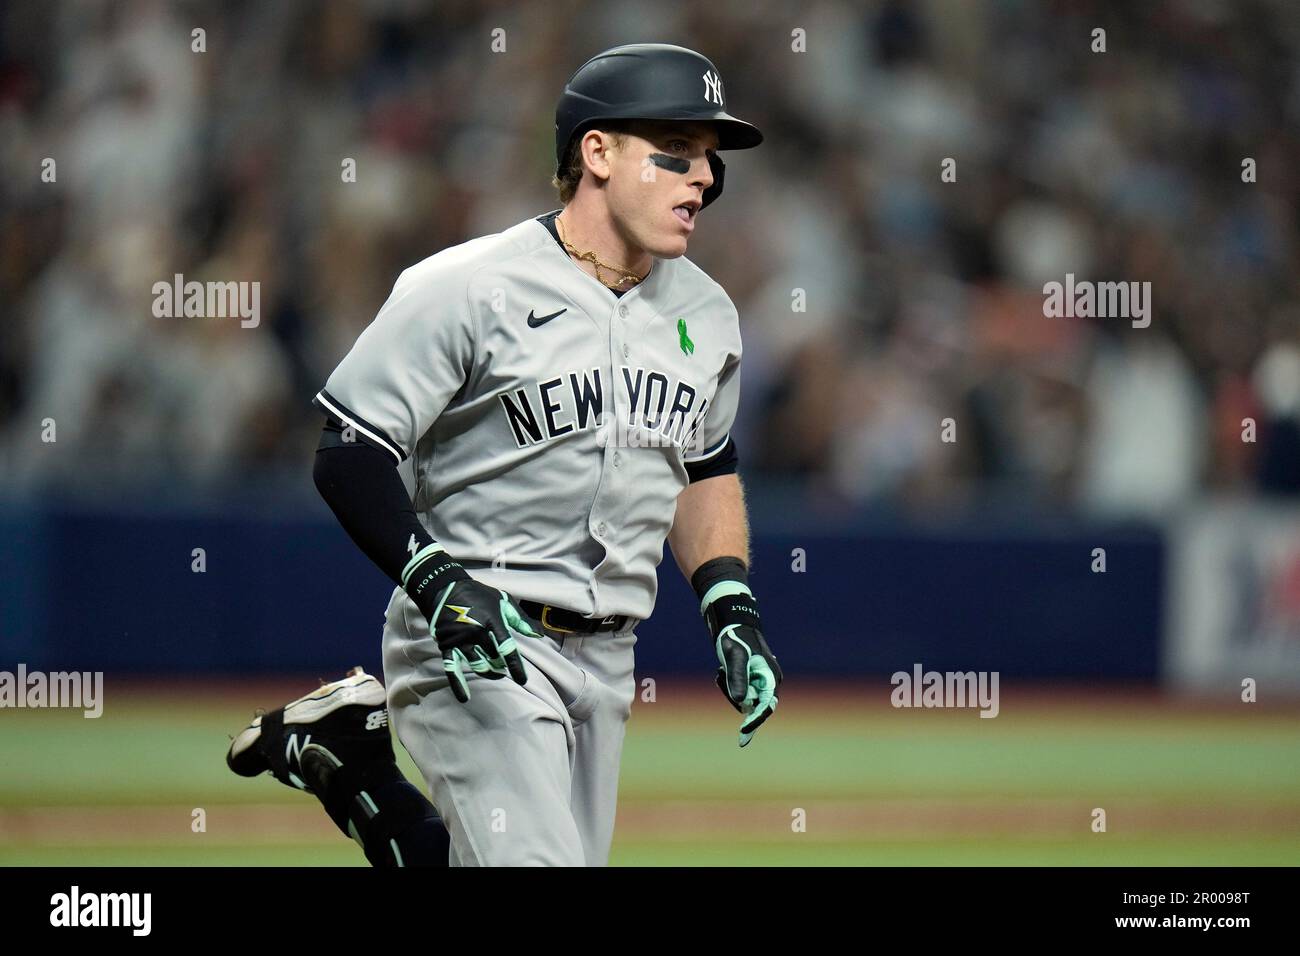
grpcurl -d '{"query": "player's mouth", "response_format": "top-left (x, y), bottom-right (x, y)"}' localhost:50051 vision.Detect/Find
top-left (671, 199), bottom-right (700, 231)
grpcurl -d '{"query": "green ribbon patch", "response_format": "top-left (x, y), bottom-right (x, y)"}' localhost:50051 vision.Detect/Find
top-left (677, 318), bottom-right (694, 356)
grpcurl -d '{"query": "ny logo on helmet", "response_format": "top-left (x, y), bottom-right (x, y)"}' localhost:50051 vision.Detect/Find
top-left (702, 70), bottom-right (724, 106)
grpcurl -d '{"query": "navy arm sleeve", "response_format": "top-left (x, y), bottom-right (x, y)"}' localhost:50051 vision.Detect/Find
top-left (312, 423), bottom-right (436, 587)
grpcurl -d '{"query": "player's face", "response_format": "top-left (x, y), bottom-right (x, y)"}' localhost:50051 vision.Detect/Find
top-left (606, 121), bottom-right (720, 259)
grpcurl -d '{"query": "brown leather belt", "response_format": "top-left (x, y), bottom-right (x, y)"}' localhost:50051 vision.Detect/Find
top-left (520, 600), bottom-right (628, 635)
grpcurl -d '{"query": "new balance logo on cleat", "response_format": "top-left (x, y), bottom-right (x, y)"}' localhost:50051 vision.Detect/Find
top-left (285, 732), bottom-right (312, 765)
top-left (365, 710), bottom-right (389, 731)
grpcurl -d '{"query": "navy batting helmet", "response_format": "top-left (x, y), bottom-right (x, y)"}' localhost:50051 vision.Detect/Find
top-left (554, 43), bottom-right (763, 208)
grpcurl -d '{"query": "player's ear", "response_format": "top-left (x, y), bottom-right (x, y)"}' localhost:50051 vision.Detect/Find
top-left (580, 129), bottom-right (616, 184)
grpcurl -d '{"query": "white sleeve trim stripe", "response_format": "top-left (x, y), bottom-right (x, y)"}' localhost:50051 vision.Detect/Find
top-left (314, 391), bottom-right (405, 464)
top-left (683, 432), bottom-right (731, 464)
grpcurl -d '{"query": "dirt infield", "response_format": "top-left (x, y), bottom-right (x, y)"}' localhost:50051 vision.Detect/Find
top-left (4, 797), bottom-right (1298, 847)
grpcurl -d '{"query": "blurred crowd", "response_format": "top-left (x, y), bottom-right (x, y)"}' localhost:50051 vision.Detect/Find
top-left (1, 0), bottom-right (1297, 517)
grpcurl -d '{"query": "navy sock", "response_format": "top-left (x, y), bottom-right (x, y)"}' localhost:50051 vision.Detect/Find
top-left (357, 764), bottom-right (451, 867)
top-left (307, 754), bottom-right (450, 867)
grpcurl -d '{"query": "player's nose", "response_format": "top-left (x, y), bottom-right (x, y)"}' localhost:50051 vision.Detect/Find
top-left (689, 153), bottom-right (715, 195)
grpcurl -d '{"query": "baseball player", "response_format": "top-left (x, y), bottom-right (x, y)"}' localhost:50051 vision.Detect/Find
top-left (227, 43), bottom-right (782, 867)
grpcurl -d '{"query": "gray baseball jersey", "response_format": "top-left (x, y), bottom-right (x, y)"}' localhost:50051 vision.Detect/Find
top-left (314, 211), bottom-right (741, 623)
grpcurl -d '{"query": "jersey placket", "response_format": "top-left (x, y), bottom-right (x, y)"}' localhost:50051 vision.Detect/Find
top-left (584, 294), bottom-right (643, 613)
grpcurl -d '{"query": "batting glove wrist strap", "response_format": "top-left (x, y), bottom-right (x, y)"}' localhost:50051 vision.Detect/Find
top-left (691, 555), bottom-right (757, 633)
top-left (401, 544), bottom-right (470, 620)
top-left (700, 581), bottom-right (763, 635)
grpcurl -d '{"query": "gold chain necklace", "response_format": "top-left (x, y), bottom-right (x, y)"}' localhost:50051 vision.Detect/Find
top-left (555, 214), bottom-right (648, 290)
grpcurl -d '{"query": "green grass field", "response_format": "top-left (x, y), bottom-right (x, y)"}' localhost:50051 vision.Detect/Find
top-left (2, 680), bottom-right (1297, 866)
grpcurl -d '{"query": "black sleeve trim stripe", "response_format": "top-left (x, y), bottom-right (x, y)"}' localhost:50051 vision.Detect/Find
top-left (683, 431), bottom-right (731, 464)
top-left (312, 389), bottom-right (405, 465)
top-left (685, 436), bottom-right (739, 483)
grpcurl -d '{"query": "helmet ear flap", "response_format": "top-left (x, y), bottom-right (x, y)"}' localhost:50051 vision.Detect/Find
top-left (702, 151), bottom-right (725, 208)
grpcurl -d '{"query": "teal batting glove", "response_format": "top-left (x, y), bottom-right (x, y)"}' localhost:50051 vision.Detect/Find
top-left (402, 544), bottom-right (543, 703)
top-left (715, 623), bottom-right (781, 746)
top-left (432, 582), bottom-right (542, 703)
top-left (694, 557), bottom-right (784, 748)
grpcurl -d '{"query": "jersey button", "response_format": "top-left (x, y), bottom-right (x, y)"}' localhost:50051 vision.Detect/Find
top-left (622, 344), bottom-right (630, 359)
top-left (613, 451), bottom-right (621, 467)
top-left (618, 305), bottom-right (629, 318)
top-left (596, 522), bottom-right (607, 537)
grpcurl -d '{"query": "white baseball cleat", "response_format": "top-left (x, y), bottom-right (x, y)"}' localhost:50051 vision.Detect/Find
top-left (226, 667), bottom-right (392, 791)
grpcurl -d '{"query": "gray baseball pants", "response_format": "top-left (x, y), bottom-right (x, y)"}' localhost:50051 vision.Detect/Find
top-left (381, 590), bottom-right (638, 866)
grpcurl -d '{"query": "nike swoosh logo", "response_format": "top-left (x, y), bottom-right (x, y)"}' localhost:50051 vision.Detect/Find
top-left (527, 308), bottom-right (567, 328)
